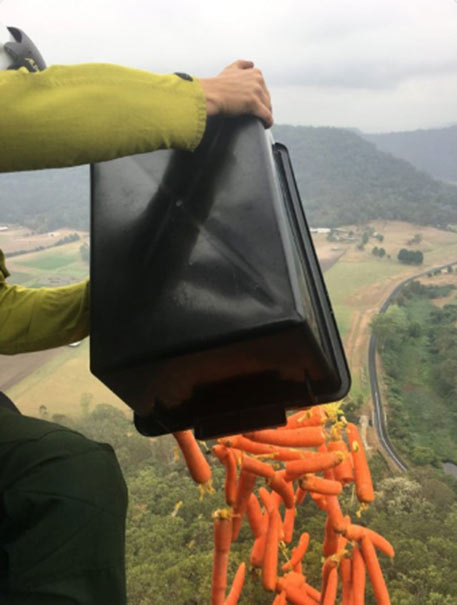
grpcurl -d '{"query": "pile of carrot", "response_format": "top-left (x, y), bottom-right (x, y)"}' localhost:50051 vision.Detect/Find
top-left (173, 405), bottom-right (394, 605)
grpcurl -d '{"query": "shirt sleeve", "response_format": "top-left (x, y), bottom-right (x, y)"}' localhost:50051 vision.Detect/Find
top-left (0, 279), bottom-right (90, 355)
top-left (0, 63), bottom-right (207, 172)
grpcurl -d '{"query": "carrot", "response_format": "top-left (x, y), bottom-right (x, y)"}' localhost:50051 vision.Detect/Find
top-left (173, 430), bottom-right (212, 485)
top-left (326, 495), bottom-right (346, 532)
top-left (213, 445), bottom-right (238, 506)
top-left (320, 557), bottom-right (338, 604)
top-left (328, 440), bottom-right (354, 485)
top-left (269, 472), bottom-right (295, 509)
top-left (360, 536), bottom-right (391, 605)
top-left (343, 525), bottom-right (394, 558)
top-left (242, 455), bottom-right (275, 479)
top-left (285, 451), bottom-right (345, 481)
top-left (231, 469), bottom-right (257, 541)
top-left (273, 591), bottom-right (287, 605)
top-left (282, 532), bottom-right (310, 572)
top-left (211, 510), bottom-right (232, 605)
top-left (340, 556), bottom-right (353, 605)
top-left (283, 505), bottom-right (295, 544)
top-left (322, 566), bottom-right (338, 605)
top-left (262, 507), bottom-right (280, 592)
top-left (245, 427), bottom-right (325, 448)
top-left (346, 423), bottom-right (374, 503)
top-left (285, 406), bottom-right (327, 429)
top-left (323, 515), bottom-right (339, 557)
top-left (219, 434), bottom-right (305, 461)
top-left (276, 578), bottom-right (314, 605)
top-left (305, 583), bottom-right (321, 603)
top-left (290, 547), bottom-right (303, 575)
top-left (258, 486), bottom-right (274, 512)
top-left (224, 562), bottom-right (246, 605)
top-left (284, 571), bottom-right (306, 589)
top-left (250, 532), bottom-right (267, 568)
top-left (299, 474), bottom-right (343, 496)
top-left (344, 524), bottom-right (367, 542)
top-left (246, 493), bottom-right (265, 538)
top-left (309, 491), bottom-right (328, 511)
top-left (295, 485), bottom-right (307, 505)
top-left (352, 545), bottom-right (366, 605)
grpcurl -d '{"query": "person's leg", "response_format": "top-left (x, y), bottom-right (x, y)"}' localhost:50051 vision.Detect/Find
top-left (0, 408), bottom-right (128, 604)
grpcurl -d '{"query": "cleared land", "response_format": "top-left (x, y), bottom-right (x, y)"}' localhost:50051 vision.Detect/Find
top-left (3, 221), bottom-right (457, 423)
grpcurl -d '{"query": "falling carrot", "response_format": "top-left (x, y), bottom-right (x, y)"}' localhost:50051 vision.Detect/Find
top-left (320, 557), bottom-right (338, 603)
top-left (231, 469), bottom-right (257, 541)
top-left (295, 484), bottom-right (307, 505)
top-left (246, 493), bottom-right (265, 538)
top-left (328, 440), bottom-right (354, 485)
top-left (282, 532), bottom-right (310, 572)
top-left (219, 434), bottom-right (304, 461)
top-left (262, 507), bottom-right (280, 591)
top-left (299, 474), bottom-right (343, 496)
top-left (360, 536), bottom-right (391, 605)
top-left (285, 451), bottom-right (345, 481)
top-left (344, 525), bottom-right (395, 558)
top-left (245, 427), bottom-right (326, 448)
top-left (326, 495), bottom-right (346, 533)
top-left (285, 406), bottom-right (327, 429)
top-left (250, 532), bottom-right (267, 568)
top-left (272, 590), bottom-right (287, 605)
top-left (352, 545), bottom-right (366, 605)
top-left (173, 430), bottom-right (212, 486)
top-left (242, 455), bottom-right (275, 479)
top-left (269, 472), bottom-right (295, 508)
top-left (323, 515), bottom-right (339, 557)
top-left (283, 505), bottom-right (296, 544)
top-left (322, 566), bottom-right (338, 605)
top-left (211, 510), bottom-right (232, 605)
top-left (346, 423), bottom-right (374, 503)
top-left (213, 445), bottom-right (238, 506)
top-left (224, 562), bottom-right (246, 605)
top-left (340, 556), bottom-right (353, 605)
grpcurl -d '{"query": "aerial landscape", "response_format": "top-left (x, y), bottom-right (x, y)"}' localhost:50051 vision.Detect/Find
top-left (1, 124), bottom-right (457, 603)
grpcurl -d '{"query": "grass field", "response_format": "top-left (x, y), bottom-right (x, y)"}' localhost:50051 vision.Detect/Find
top-left (4, 219), bottom-right (457, 425)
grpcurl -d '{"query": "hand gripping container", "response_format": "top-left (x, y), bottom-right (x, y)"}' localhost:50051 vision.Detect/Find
top-left (90, 117), bottom-right (350, 439)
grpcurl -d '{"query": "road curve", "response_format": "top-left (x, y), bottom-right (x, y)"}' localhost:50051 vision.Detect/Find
top-left (368, 260), bottom-right (457, 473)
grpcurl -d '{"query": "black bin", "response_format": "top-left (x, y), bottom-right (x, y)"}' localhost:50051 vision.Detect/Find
top-left (90, 117), bottom-right (350, 439)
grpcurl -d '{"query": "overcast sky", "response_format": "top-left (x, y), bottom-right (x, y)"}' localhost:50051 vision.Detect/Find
top-left (2, 0), bottom-right (457, 132)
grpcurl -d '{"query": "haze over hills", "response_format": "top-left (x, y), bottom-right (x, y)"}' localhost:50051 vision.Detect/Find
top-left (1, 126), bottom-right (457, 232)
top-left (362, 125), bottom-right (457, 184)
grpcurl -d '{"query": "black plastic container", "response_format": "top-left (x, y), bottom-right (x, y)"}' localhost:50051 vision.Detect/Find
top-left (90, 117), bottom-right (350, 439)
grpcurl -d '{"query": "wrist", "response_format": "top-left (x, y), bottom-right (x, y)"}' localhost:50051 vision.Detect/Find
top-left (198, 78), bottom-right (220, 116)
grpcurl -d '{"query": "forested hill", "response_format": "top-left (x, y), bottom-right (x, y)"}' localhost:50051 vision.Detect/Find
top-left (363, 125), bottom-right (457, 184)
top-left (273, 124), bottom-right (457, 228)
top-left (2, 126), bottom-right (457, 232)
top-left (0, 166), bottom-right (90, 232)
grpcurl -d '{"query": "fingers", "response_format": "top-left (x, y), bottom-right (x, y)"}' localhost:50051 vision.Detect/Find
top-left (226, 59), bottom-right (255, 71)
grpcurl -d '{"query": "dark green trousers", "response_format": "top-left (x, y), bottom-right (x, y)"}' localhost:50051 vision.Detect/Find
top-left (0, 404), bottom-right (128, 604)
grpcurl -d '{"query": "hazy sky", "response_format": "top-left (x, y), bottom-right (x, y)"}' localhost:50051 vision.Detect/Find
top-left (2, 0), bottom-right (457, 132)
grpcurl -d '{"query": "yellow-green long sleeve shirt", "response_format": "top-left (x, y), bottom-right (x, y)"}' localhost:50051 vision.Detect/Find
top-left (0, 63), bottom-right (207, 355)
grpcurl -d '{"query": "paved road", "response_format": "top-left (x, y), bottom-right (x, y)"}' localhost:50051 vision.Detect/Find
top-left (368, 261), bottom-right (457, 473)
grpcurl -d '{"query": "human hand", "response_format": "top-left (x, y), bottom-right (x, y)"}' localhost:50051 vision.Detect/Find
top-left (199, 60), bottom-right (273, 128)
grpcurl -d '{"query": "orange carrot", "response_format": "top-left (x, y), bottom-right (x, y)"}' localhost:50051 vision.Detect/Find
top-left (269, 472), bottom-right (295, 508)
top-left (211, 511), bottom-right (232, 605)
top-left (258, 486), bottom-right (274, 512)
top-left (262, 507), bottom-right (280, 591)
top-left (295, 485), bottom-right (307, 505)
top-left (173, 430), bottom-right (212, 485)
top-left (213, 445), bottom-right (238, 506)
top-left (344, 525), bottom-right (394, 558)
top-left (299, 474), bottom-right (343, 496)
top-left (231, 469), bottom-right (257, 541)
top-left (285, 406), bottom-right (327, 429)
top-left (283, 505), bottom-right (295, 544)
top-left (326, 495), bottom-right (346, 532)
top-left (276, 578), bottom-right (314, 605)
top-left (273, 591), bottom-right (287, 605)
top-left (285, 452), bottom-right (345, 481)
top-left (344, 524), bottom-right (367, 542)
top-left (242, 455), bottom-right (275, 479)
top-left (309, 491), bottom-right (328, 511)
top-left (282, 532), bottom-right (310, 572)
top-left (340, 556), bottom-right (353, 605)
top-left (245, 427), bottom-right (325, 448)
top-left (291, 547), bottom-right (303, 575)
top-left (346, 423), bottom-right (374, 503)
top-left (322, 566), bottom-right (338, 605)
top-left (219, 434), bottom-right (305, 461)
top-left (305, 583), bottom-right (322, 603)
top-left (320, 557), bottom-right (338, 603)
top-left (328, 440), bottom-right (354, 485)
top-left (360, 536), bottom-right (391, 605)
top-left (352, 545), bottom-right (366, 605)
top-left (323, 515), bottom-right (339, 557)
top-left (224, 562), bottom-right (246, 605)
top-left (250, 531), bottom-right (267, 568)
top-left (246, 493), bottom-right (265, 538)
